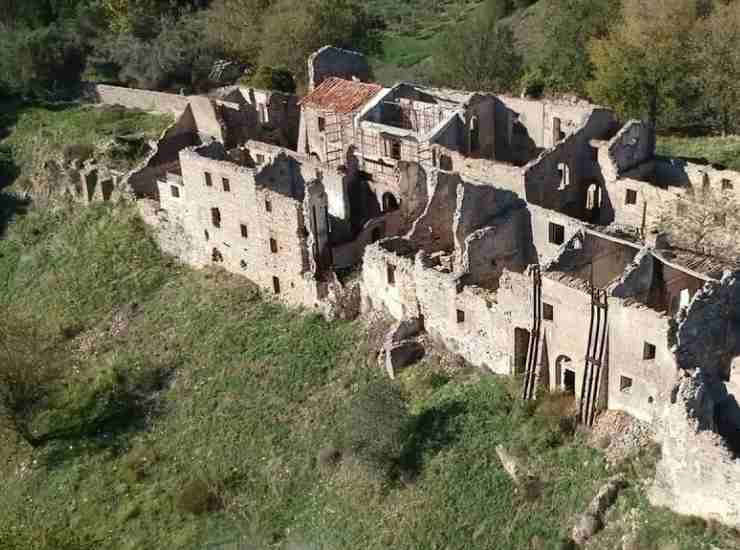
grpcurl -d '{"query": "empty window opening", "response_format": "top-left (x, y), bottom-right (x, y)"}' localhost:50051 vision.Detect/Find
top-left (625, 189), bottom-right (637, 205)
top-left (387, 264), bottom-right (396, 285)
top-left (222, 178), bottom-right (230, 192)
top-left (552, 117), bottom-right (564, 143)
top-left (382, 192), bottom-right (399, 212)
top-left (265, 200), bottom-right (272, 212)
top-left (170, 185), bottom-right (180, 198)
top-left (389, 139), bottom-right (402, 160)
top-left (563, 369), bottom-right (576, 395)
top-left (557, 162), bottom-right (569, 189)
top-left (643, 342), bottom-right (656, 360)
top-left (371, 226), bottom-right (384, 243)
top-left (269, 238), bottom-right (278, 253)
top-left (259, 104), bottom-right (268, 124)
top-left (204, 229), bottom-right (209, 241)
top-left (456, 309), bottom-right (465, 324)
top-left (211, 207), bottom-right (221, 228)
top-left (256, 153), bottom-right (265, 164)
top-left (702, 172), bottom-right (711, 190)
top-left (548, 222), bottom-right (565, 245)
top-left (439, 154), bottom-right (453, 171)
top-left (469, 115), bottom-right (480, 154)
top-left (204, 172), bottom-right (213, 187)
top-left (318, 117), bottom-right (326, 132)
top-left (619, 375), bottom-right (633, 393)
top-left (239, 259), bottom-right (247, 270)
top-left (211, 248), bottom-right (223, 263)
top-left (648, 396), bottom-right (654, 404)
top-left (240, 224), bottom-right (248, 239)
top-left (721, 178), bottom-right (733, 191)
top-left (543, 303), bottom-right (554, 321)
top-left (514, 328), bottom-right (530, 375)
top-left (272, 276), bottom-right (281, 294)
top-left (714, 212), bottom-right (727, 226)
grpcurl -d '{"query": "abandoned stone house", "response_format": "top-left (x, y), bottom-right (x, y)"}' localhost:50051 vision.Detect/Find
top-left (92, 45), bottom-right (740, 527)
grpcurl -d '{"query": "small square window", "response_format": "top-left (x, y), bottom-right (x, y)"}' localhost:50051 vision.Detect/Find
top-left (222, 178), bottom-right (230, 192)
top-left (265, 200), bottom-right (272, 213)
top-left (269, 238), bottom-right (278, 253)
top-left (548, 222), bottom-right (565, 245)
top-left (211, 248), bottom-right (223, 263)
top-left (272, 276), bottom-right (281, 294)
top-left (240, 224), bottom-right (248, 239)
top-left (625, 189), bottom-right (637, 205)
top-left (619, 375), bottom-right (633, 393)
top-left (387, 264), bottom-right (396, 285)
top-left (211, 207), bottom-right (221, 228)
top-left (456, 309), bottom-right (465, 323)
top-left (390, 139), bottom-right (401, 160)
top-left (318, 117), bottom-right (326, 132)
top-left (714, 212), bottom-right (727, 226)
top-left (643, 342), bottom-right (656, 360)
top-left (543, 303), bottom-right (554, 321)
top-left (721, 178), bottom-right (733, 191)
top-left (256, 153), bottom-right (265, 164)
top-left (204, 172), bottom-right (212, 187)
top-left (170, 185), bottom-right (180, 198)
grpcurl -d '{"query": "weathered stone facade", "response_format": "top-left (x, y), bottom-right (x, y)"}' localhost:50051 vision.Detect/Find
top-left (102, 46), bottom-right (740, 529)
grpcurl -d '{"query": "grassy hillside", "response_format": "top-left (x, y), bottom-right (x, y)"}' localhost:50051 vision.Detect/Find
top-left (0, 101), bottom-right (172, 192)
top-left (656, 135), bottom-right (740, 171)
top-left (0, 199), bottom-right (739, 549)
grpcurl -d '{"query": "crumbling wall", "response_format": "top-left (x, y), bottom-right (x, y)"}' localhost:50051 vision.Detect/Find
top-left (600, 120), bottom-right (654, 181)
top-left (526, 204), bottom-right (585, 263)
top-left (361, 239), bottom-right (420, 320)
top-left (650, 374), bottom-right (740, 529)
top-left (406, 171), bottom-right (459, 253)
top-left (434, 146), bottom-right (525, 196)
top-left (94, 84), bottom-right (189, 115)
top-left (607, 299), bottom-right (676, 422)
top-left (307, 46), bottom-right (371, 91)
top-left (331, 210), bottom-right (402, 269)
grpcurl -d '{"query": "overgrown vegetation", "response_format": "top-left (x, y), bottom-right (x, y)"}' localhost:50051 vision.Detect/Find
top-left (0, 201), bottom-right (738, 548)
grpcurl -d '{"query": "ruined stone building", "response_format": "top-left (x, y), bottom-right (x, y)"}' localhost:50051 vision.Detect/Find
top-left (92, 46), bottom-right (740, 528)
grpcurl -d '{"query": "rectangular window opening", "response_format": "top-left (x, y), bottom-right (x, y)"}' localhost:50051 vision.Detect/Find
top-left (318, 117), bottom-right (326, 132)
top-left (643, 342), bottom-right (656, 360)
top-left (272, 276), bottom-right (281, 294)
top-left (619, 375), bottom-right (633, 393)
top-left (265, 199), bottom-right (272, 213)
top-left (222, 178), bottom-right (230, 192)
top-left (170, 185), bottom-right (180, 198)
top-left (211, 207), bottom-right (221, 228)
top-left (204, 172), bottom-right (212, 187)
top-left (269, 238), bottom-right (278, 254)
top-left (240, 224), bottom-right (248, 239)
top-left (543, 303), bottom-right (554, 321)
top-left (625, 189), bottom-right (637, 205)
top-left (548, 222), bottom-right (565, 245)
top-left (456, 309), bottom-right (465, 324)
top-left (721, 178), bottom-right (733, 191)
top-left (387, 264), bottom-right (396, 286)
top-left (389, 139), bottom-right (401, 160)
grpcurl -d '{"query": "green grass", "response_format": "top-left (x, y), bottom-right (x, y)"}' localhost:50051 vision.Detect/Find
top-left (656, 135), bottom-right (740, 171)
top-left (0, 102), bottom-right (172, 192)
top-left (1, 202), bottom-right (739, 549)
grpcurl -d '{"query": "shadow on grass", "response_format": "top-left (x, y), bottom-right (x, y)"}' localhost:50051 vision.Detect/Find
top-left (0, 191), bottom-right (30, 238)
top-left (399, 399), bottom-right (466, 479)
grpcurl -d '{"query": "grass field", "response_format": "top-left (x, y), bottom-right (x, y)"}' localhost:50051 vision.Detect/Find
top-left (656, 135), bottom-right (740, 171)
top-left (0, 200), bottom-right (738, 550)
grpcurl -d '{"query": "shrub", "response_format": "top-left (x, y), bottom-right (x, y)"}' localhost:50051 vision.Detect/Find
top-left (63, 144), bottom-right (95, 163)
top-left (176, 479), bottom-right (221, 515)
top-left (244, 65), bottom-right (296, 94)
top-left (341, 376), bottom-right (408, 474)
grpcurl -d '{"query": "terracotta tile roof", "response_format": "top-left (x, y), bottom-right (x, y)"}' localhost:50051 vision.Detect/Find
top-left (299, 77), bottom-right (382, 114)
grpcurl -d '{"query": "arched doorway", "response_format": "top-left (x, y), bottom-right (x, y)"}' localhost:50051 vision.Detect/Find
top-left (382, 192), bottom-right (399, 212)
top-left (555, 355), bottom-right (574, 394)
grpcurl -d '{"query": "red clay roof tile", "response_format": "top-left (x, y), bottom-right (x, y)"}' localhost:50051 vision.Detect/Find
top-left (299, 77), bottom-right (382, 114)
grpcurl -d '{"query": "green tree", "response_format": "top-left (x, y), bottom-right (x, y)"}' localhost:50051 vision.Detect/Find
top-left (201, 0), bottom-right (273, 65)
top-left (432, 0), bottom-right (522, 92)
top-left (538, 0), bottom-right (620, 94)
top-left (243, 65), bottom-right (296, 94)
top-left (259, 0), bottom-right (381, 85)
top-left (693, 1), bottom-right (740, 134)
top-left (587, 0), bottom-right (698, 130)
